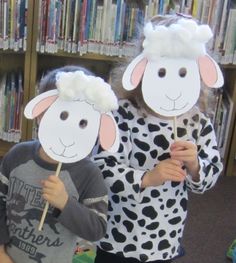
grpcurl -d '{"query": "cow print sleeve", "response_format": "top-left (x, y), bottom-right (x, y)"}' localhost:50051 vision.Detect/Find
top-left (92, 100), bottom-right (146, 202)
top-left (186, 114), bottom-right (223, 193)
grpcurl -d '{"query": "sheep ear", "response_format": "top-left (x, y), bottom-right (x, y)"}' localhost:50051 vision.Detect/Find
top-left (198, 55), bottom-right (224, 88)
top-left (24, 90), bottom-right (58, 119)
top-left (99, 113), bottom-right (119, 152)
top-left (122, 53), bottom-right (148, 91)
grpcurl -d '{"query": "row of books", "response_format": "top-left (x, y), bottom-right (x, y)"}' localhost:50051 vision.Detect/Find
top-left (0, 0), bottom-right (235, 63)
top-left (182, 0), bottom-right (236, 65)
top-left (152, 0), bottom-right (236, 65)
top-left (35, 0), bottom-right (236, 62)
top-left (36, 0), bottom-right (204, 56)
top-left (36, 0), bottom-right (145, 56)
top-left (207, 88), bottom-right (234, 159)
top-left (0, 71), bottom-right (24, 142)
top-left (0, 0), bottom-right (28, 51)
top-left (206, 0), bottom-right (236, 65)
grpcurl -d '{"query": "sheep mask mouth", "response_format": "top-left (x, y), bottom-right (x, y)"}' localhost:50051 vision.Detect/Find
top-left (49, 138), bottom-right (77, 159)
top-left (49, 147), bottom-right (78, 159)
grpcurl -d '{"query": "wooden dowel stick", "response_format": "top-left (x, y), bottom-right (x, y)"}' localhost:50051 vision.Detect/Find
top-left (38, 162), bottom-right (62, 231)
top-left (173, 116), bottom-right (177, 142)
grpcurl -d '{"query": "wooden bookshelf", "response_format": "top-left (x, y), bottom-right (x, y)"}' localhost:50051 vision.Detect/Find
top-left (230, 121), bottom-right (236, 176)
top-left (0, 0), bottom-right (34, 152)
top-left (221, 68), bottom-right (236, 176)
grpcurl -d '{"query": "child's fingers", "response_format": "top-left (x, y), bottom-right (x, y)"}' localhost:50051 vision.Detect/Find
top-left (167, 159), bottom-right (184, 167)
top-left (42, 193), bottom-right (53, 202)
top-left (171, 149), bottom-right (197, 162)
top-left (42, 185), bottom-right (56, 194)
top-left (166, 169), bottom-right (186, 180)
top-left (165, 170), bottom-right (186, 182)
top-left (47, 175), bottom-right (59, 182)
top-left (41, 179), bottom-right (57, 190)
top-left (41, 175), bottom-right (59, 188)
top-left (171, 150), bottom-right (191, 158)
top-left (166, 162), bottom-right (186, 174)
top-left (170, 146), bottom-right (185, 152)
top-left (171, 140), bottom-right (196, 151)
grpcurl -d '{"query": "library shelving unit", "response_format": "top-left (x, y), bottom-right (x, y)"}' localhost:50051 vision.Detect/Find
top-left (0, 0), bottom-right (34, 156)
top-left (222, 67), bottom-right (236, 176)
top-left (0, 0), bottom-right (236, 176)
top-left (26, 0), bottom-right (147, 139)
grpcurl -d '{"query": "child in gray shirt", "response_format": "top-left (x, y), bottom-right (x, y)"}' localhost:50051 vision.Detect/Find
top-left (0, 65), bottom-right (118, 263)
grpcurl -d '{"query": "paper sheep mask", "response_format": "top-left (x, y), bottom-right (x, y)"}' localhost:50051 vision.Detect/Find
top-left (122, 18), bottom-right (224, 117)
top-left (24, 70), bottom-right (119, 163)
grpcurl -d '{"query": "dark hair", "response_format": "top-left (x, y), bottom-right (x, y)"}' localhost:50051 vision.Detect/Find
top-left (38, 65), bottom-right (94, 94)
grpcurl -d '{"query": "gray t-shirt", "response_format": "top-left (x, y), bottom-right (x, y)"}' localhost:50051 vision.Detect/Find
top-left (0, 140), bottom-right (107, 263)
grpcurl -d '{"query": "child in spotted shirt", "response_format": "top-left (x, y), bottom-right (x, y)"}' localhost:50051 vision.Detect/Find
top-left (92, 14), bottom-right (223, 263)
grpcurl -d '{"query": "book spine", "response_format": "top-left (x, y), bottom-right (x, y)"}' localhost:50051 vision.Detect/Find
top-left (79, 0), bottom-right (87, 51)
top-left (72, 0), bottom-right (79, 52)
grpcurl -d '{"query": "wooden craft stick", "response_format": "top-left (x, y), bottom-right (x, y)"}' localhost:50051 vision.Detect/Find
top-left (38, 162), bottom-right (62, 231)
top-left (173, 116), bottom-right (178, 142)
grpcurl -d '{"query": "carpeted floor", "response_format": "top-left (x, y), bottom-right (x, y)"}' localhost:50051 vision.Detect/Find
top-left (175, 175), bottom-right (236, 263)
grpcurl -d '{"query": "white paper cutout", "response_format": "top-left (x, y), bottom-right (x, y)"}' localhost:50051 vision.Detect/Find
top-left (38, 99), bottom-right (101, 163)
top-left (122, 19), bottom-right (224, 117)
top-left (24, 71), bottom-right (119, 163)
top-left (142, 58), bottom-right (201, 116)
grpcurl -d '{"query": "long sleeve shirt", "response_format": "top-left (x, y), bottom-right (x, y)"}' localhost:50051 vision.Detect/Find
top-left (92, 99), bottom-right (223, 262)
top-left (0, 140), bottom-right (107, 263)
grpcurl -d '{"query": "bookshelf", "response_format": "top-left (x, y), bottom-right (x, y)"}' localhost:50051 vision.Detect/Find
top-left (0, 0), bottom-right (236, 176)
top-left (222, 68), bottom-right (236, 176)
top-left (25, 0), bottom-right (149, 140)
top-left (0, 0), bottom-right (34, 156)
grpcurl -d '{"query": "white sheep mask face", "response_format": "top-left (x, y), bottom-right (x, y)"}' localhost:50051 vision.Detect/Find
top-left (38, 99), bottom-right (101, 163)
top-left (24, 71), bottom-right (119, 163)
top-left (122, 19), bottom-right (224, 117)
top-left (143, 58), bottom-right (201, 116)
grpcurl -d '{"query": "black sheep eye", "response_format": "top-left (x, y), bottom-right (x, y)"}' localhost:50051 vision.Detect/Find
top-left (179, 68), bottom-right (187, 77)
top-left (79, 119), bottom-right (88, 129)
top-left (158, 68), bottom-right (166, 78)
top-left (60, 111), bottom-right (69, 120)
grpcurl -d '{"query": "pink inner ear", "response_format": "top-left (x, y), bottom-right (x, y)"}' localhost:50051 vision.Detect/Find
top-left (32, 95), bottom-right (58, 118)
top-left (99, 114), bottom-right (116, 150)
top-left (198, 56), bottom-right (218, 87)
top-left (131, 58), bottom-right (148, 87)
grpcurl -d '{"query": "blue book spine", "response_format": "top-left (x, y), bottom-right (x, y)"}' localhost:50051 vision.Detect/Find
top-left (88, 0), bottom-right (96, 39)
top-left (47, 0), bottom-right (56, 41)
top-left (114, 0), bottom-right (121, 43)
top-left (19, 0), bottom-right (25, 39)
top-left (159, 0), bottom-right (164, 14)
top-left (55, 0), bottom-right (62, 40)
top-left (85, 0), bottom-right (92, 40)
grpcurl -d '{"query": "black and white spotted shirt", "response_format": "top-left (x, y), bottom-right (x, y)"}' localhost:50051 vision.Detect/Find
top-left (92, 99), bottom-right (223, 262)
